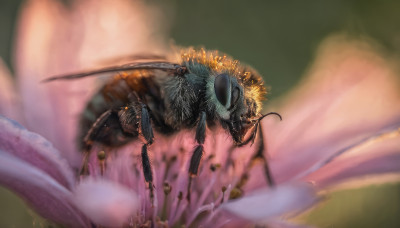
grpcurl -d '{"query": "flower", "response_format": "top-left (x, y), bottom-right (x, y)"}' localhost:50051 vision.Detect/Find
top-left (1, 0), bottom-right (400, 227)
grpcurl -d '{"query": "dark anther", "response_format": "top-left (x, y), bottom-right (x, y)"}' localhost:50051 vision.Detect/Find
top-left (80, 151), bottom-right (90, 176)
top-left (221, 186), bottom-right (227, 203)
top-left (221, 186), bottom-right (227, 192)
top-left (236, 173), bottom-right (249, 188)
top-left (229, 187), bottom-right (242, 200)
top-left (210, 163), bottom-right (221, 172)
top-left (97, 150), bottom-right (106, 161)
top-left (210, 164), bottom-right (216, 172)
top-left (163, 182), bottom-right (172, 195)
top-left (178, 191), bottom-right (183, 200)
top-left (170, 155), bottom-right (177, 162)
top-left (97, 150), bottom-right (107, 176)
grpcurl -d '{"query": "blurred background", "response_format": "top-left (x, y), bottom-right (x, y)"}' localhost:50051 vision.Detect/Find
top-left (0, 0), bottom-right (399, 227)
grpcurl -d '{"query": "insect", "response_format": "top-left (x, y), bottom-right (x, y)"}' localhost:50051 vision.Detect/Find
top-left (44, 48), bottom-right (281, 201)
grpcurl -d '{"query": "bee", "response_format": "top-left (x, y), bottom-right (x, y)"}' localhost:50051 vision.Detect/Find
top-left (44, 48), bottom-right (281, 201)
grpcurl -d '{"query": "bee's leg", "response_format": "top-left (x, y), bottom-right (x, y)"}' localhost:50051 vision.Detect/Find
top-left (139, 104), bottom-right (155, 203)
top-left (252, 124), bottom-right (274, 186)
top-left (187, 111), bottom-right (206, 201)
top-left (80, 110), bottom-right (114, 176)
top-left (231, 124), bottom-right (274, 199)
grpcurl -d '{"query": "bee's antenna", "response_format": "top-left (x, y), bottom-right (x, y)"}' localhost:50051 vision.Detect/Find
top-left (250, 112), bottom-right (282, 123)
top-left (258, 112), bottom-right (282, 121)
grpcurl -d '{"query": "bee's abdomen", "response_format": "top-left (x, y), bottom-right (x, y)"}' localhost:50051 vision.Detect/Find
top-left (78, 70), bottom-right (175, 149)
top-left (78, 74), bottom-right (141, 149)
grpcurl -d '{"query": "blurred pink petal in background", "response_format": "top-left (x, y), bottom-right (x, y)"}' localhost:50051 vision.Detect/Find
top-left (14, 0), bottom-right (167, 167)
top-left (263, 36), bottom-right (400, 187)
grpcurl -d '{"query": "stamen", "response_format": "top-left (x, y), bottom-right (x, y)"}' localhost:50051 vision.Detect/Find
top-left (236, 172), bottom-right (249, 189)
top-left (170, 191), bottom-right (188, 225)
top-left (163, 182), bottom-right (172, 195)
top-left (223, 145), bottom-right (236, 171)
top-left (79, 149), bottom-right (90, 176)
top-left (229, 187), bottom-right (242, 200)
top-left (155, 217), bottom-right (169, 228)
top-left (207, 154), bottom-right (215, 161)
top-left (195, 172), bottom-right (217, 210)
top-left (228, 171), bottom-right (248, 200)
top-left (97, 150), bottom-right (106, 176)
top-left (221, 186), bottom-right (227, 204)
top-left (141, 220), bottom-right (151, 228)
top-left (210, 163), bottom-right (221, 172)
top-left (187, 176), bottom-right (193, 202)
top-left (186, 203), bottom-right (215, 227)
top-left (161, 182), bottom-right (172, 220)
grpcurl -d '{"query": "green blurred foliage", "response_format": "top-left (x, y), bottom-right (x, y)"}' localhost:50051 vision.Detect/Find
top-left (0, 0), bottom-right (21, 72)
top-left (301, 183), bottom-right (400, 228)
top-left (0, 0), bottom-right (400, 227)
top-left (0, 188), bottom-right (49, 228)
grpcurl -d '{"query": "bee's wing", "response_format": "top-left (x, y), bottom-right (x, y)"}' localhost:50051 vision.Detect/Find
top-left (42, 61), bottom-right (182, 82)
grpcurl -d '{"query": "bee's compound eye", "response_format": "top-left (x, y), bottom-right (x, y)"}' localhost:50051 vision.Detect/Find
top-left (214, 73), bottom-right (231, 106)
top-left (231, 87), bottom-right (240, 107)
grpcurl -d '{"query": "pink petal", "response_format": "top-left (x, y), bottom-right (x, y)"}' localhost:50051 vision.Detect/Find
top-left (73, 179), bottom-right (139, 227)
top-left (0, 59), bottom-right (23, 123)
top-left (264, 36), bottom-right (400, 183)
top-left (0, 151), bottom-right (88, 227)
top-left (14, 0), bottom-right (84, 167)
top-left (304, 130), bottom-right (400, 187)
top-left (221, 182), bottom-right (317, 223)
top-left (0, 115), bottom-right (75, 189)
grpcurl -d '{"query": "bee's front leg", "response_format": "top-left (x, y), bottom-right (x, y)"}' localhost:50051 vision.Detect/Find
top-left (187, 111), bottom-right (206, 201)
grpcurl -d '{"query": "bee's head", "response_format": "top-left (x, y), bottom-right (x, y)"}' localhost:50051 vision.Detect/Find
top-left (180, 48), bottom-right (271, 145)
top-left (210, 71), bottom-right (268, 145)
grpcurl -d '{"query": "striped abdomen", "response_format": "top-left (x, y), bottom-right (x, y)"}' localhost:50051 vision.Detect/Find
top-left (78, 70), bottom-right (165, 149)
